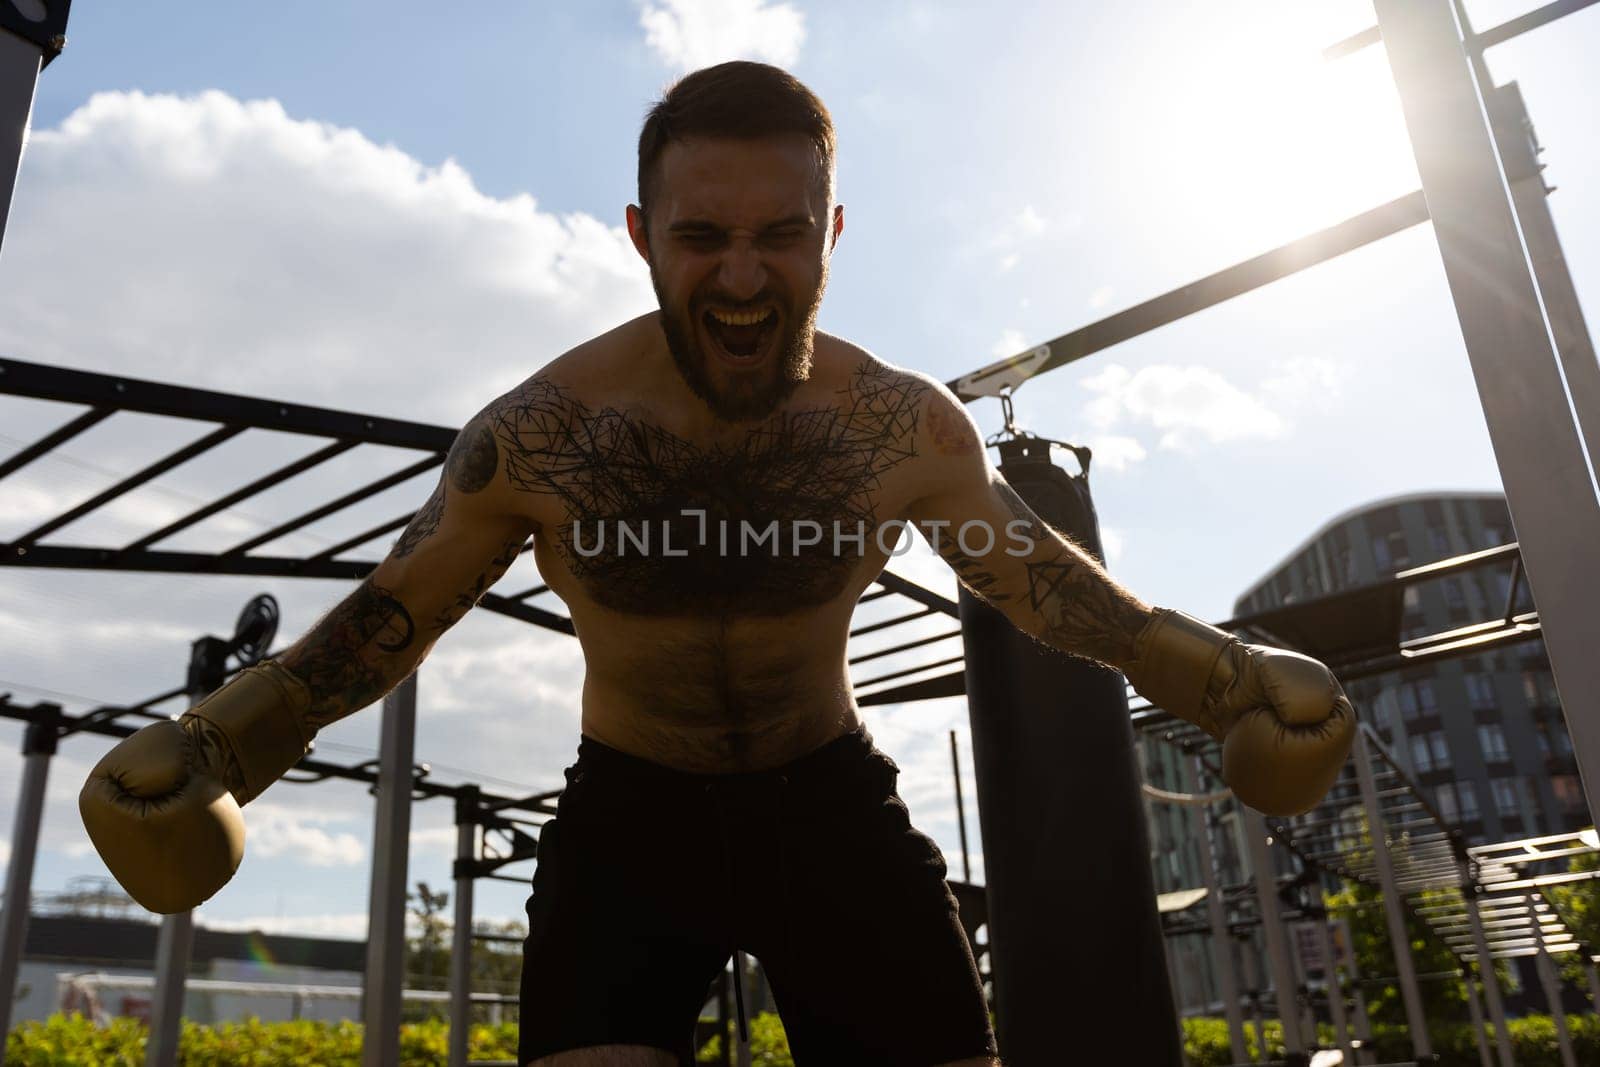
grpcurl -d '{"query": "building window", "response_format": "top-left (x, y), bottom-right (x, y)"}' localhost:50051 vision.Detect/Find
top-left (1491, 778), bottom-right (1521, 818)
top-left (1411, 735), bottom-right (1433, 773)
top-left (1426, 525), bottom-right (1450, 557)
top-left (1477, 723), bottom-right (1510, 763)
top-left (1398, 683), bottom-right (1419, 723)
top-left (1458, 780), bottom-right (1480, 821)
top-left (1522, 671), bottom-right (1542, 706)
top-left (1443, 577), bottom-right (1466, 610)
top-left (1373, 688), bottom-right (1393, 732)
top-left (1416, 678), bottom-right (1438, 713)
top-left (1372, 535), bottom-right (1392, 573)
top-left (1552, 776), bottom-right (1587, 813)
top-left (1478, 723), bottom-right (1509, 763)
top-left (1436, 784), bottom-right (1459, 824)
top-left (1428, 731), bottom-right (1451, 771)
top-left (1464, 673), bottom-right (1496, 711)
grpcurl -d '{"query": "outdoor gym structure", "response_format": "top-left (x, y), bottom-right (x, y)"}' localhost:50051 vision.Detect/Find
top-left (2, 2), bottom-right (1600, 1065)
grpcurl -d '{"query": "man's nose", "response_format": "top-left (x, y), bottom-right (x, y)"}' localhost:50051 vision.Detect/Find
top-left (716, 239), bottom-right (768, 302)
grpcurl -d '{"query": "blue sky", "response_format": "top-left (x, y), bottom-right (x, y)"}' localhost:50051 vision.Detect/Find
top-left (1, 1), bottom-right (1596, 941)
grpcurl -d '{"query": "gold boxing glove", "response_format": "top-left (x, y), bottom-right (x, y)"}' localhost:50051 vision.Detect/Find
top-left (1123, 609), bottom-right (1355, 816)
top-left (78, 662), bottom-right (314, 914)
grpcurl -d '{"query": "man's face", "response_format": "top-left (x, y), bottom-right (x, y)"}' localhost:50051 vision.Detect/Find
top-left (628, 134), bottom-right (843, 422)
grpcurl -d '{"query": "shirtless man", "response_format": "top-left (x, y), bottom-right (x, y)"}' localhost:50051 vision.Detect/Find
top-left (81, 62), bottom-right (1354, 1067)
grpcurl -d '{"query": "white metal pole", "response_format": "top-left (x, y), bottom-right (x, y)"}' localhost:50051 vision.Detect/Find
top-left (1463, 877), bottom-right (1515, 1067)
top-left (1242, 808), bottom-right (1303, 1056)
top-left (1315, 919), bottom-right (1353, 1064)
top-left (1352, 729), bottom-right (1432, 1058)
top-left (1530, 898), bottom-right (1576, 1067)
top-left (1190, 770), bottom-right (1248, 1066)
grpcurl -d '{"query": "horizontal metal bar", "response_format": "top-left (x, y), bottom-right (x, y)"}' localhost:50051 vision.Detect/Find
top-left (12, 424), bottom-right (245, 545)
top-left (850, 605), bottom-right (936, 637)
top-left (847, 628), bottom-right (962, 666)
top-left (855, 654), bottom-right (966, 691)
top-left (308, 514), bottom-right (410, 561)
top-left (1323, 24), bottom-right (1382, 60)
top-left (0, 405), bottom-right (114, 483)
top-left (856, 669), bottom-right (965, 707)
top-left (1475, 0), bottom-right (1600, 50)
top-left (224, 454), bottom-right (443, 554)
top-left (871, 569), bottom-right (958, 616)
top-left (0, 356), bottom-right (457, 451)
top-left (123, 438), bottom-right (361, 551)
top-left (0, 543), bottom-right (575, 634)
top-left (947, 190), bottom-right (1429, 400)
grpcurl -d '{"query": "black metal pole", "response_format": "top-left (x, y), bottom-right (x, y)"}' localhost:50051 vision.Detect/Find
top-left (949, 729), bottom-right (972, 883)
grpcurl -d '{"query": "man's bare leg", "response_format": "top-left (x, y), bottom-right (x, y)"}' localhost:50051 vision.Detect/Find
top-left (526, 1045), bottom-right (675, 1066)
top-left (935, 1059), bottom-right (1001, 1066)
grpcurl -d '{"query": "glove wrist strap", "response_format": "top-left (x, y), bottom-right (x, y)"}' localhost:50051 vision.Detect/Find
top-left (1125, 608), bottom-right (1235, 738)
top-left (183, 661), bottom-right (313, 804)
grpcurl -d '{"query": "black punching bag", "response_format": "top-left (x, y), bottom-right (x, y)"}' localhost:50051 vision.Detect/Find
top-left (959, 436), bottom-right (1179, 1066)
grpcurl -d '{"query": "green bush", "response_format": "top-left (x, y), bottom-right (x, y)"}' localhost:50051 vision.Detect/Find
top-left (696, 1011), bottom-right (792, 1065)
top-left (1179, 1013), bottom-right (1600, 1067)
top-left (4, 1015), bottom-right (520, 1066)
top-left (10, 1010), bottom-right (1597, 1064)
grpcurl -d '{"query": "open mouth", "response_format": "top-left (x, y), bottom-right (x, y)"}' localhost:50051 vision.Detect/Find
top-left (702, 307), bottom-right (779, 363)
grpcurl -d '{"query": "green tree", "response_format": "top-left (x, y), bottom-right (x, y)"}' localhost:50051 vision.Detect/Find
top-left (1545, 845), bottom-right (1600, 990)
top-left (1326, 880), bottom-right (1468, 1028)
top-left (407, 882), bottom-right (452, 997)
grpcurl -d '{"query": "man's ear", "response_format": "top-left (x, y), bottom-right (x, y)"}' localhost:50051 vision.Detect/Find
top-left (830, 203), bottom-right (845, 252)
top-left (626, 204), bottom-right (651, 263)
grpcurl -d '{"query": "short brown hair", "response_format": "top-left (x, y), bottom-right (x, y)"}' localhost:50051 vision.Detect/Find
top-left (637, 61), bottom-right (836, 216)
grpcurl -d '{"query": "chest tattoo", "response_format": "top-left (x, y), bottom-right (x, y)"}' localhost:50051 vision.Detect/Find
top-left (489, 367), bottom-right (927, 615)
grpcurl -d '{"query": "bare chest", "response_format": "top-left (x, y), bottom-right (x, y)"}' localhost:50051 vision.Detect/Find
top-left (503, 374), bottom-right (925, 616)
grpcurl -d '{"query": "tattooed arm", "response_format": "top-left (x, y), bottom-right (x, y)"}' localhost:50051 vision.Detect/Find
top-left (276, 398), bottom-right (540, 728)
top-left (79, 391), bottom-right (544, 914)
top-left (901, 383), bottom-right (1153, 670)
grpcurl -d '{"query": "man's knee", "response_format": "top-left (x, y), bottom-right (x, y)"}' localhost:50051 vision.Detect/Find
top-left (525, 1044), bottom-right (677, 1066)
top-left (934, 1058), bottom-right (1001, 1067)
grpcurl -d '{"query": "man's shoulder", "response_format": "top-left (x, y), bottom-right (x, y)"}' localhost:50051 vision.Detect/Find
top-left (817, 333), bottom-right (966, 426)
top-left (816, 332), bottom-right (939, 397)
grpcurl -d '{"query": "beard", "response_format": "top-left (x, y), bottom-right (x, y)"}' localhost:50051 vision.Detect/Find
top-left (651, 264), bottom-right (826, 423)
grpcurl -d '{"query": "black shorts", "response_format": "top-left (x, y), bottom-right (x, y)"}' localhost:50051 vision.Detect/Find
top-left (518, 726), bottom-right (996, 1066)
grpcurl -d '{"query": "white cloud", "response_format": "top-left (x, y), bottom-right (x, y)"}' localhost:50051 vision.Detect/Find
top-left (638, 0), bottom-right (806, 72)
top-left (0, 90), bottom-right (654, 426)
top-left (1099, 526), bottom-right (1125, 566)
top-left (1079, 362), bottom-right (1286, 452)
top-left (1011, 204), bottom-right (1047, 237)
top-left (409, 826), bottom-right (458, 858)
top-left (998, 252), bottom-right (1019, 272)
top-left (990, 328), bottom-right (1027, 358)
top-left (245, 803), bottom-right (366, 868)
top-left (1083, 434), bottom-right (1148, 473)
top-left (1088, 285), bottom-right (1115, 309)
top-left (1259, 355), bottom-right (1346, 409)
